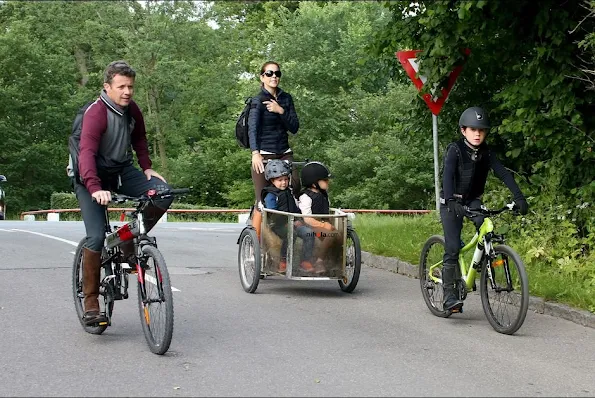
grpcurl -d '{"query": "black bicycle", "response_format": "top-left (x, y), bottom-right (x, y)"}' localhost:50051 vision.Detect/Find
top-left (72, 188), bottom-right (190, 354)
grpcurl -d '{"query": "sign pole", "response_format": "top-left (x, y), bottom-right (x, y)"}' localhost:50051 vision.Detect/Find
top-left (395, 48), bottom-right (470, 216)
top-left (432, 114), bottom-right (440, 215)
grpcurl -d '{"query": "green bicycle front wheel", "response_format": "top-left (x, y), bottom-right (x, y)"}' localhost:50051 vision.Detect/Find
top-left (480, 244), bottom-right (529, 335)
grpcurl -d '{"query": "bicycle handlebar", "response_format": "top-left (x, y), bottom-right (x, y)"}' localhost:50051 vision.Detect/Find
top-left (168, 188), bottom-right (192, 195)
top-left (464, 202), bottom-right (517, 216)
top-left (95, 188), bottom-right (192, 205)
top-left (261, 158), bottom-right (310, 168)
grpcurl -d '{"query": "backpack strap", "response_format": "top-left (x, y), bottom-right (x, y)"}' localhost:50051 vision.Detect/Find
top-left (250, 92), bottom-right (267, 110)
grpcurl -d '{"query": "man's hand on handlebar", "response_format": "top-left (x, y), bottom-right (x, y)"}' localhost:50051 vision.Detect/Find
top-left (91, 190), bottom-right (112, 206)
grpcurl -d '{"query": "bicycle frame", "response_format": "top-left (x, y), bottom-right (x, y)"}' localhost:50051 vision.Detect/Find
top-left (428, 216), bottom-right (495, 291)
top-left (99, 204), bottom-right (156, 323)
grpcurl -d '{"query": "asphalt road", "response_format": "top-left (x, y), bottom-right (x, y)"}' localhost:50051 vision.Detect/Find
top-left (1, 221), bottom-right (594, 397)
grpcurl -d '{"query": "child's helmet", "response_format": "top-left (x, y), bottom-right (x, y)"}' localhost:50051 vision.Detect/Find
top-left (301, 161), bottom-right (332, 187)
top-left (459, 107), bottom-right (491, 130)
top-left (264, 159), bottom-right (291, 181)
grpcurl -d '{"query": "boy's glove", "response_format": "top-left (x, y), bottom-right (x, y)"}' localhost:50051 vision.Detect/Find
top-left (447, 199), bottom-right (465, 218)
top-left (513, 196), bottom-right (529, 215)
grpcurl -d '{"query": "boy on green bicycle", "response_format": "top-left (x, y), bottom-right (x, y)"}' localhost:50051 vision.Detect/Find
top-left (440, 106), bottom-right (529, 312)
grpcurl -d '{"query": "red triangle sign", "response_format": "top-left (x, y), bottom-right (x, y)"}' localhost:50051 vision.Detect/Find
top-left (396, 49), bottom-right (470, 115)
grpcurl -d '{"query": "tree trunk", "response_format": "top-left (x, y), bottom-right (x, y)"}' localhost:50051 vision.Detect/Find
top-left (73, 46), bottom-right (88, 87)
top-left (146, 87), bottom-right (168, 175)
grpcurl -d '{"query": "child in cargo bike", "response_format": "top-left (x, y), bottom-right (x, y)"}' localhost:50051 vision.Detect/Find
top-left (261, 160), bottom-right (318, 273)
top-left (298, 161), bottom-right (343, 274)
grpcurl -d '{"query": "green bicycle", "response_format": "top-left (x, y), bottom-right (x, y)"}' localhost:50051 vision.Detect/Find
top-left (419, 203), bottom-right (529, 335)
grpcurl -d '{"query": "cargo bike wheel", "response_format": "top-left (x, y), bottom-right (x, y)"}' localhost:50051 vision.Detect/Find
top-left (238, 227), bottom-right (262, 293)
top-left (339, 227), bottom-right (361, 293)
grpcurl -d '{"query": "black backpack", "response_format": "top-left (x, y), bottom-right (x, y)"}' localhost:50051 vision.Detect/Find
top-left (67, 100), bottom-right (95, 182)
top-left (235, 94), bottom-right (263, 149)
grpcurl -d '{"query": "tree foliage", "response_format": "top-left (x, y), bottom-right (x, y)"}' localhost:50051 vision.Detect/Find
top-left (372, 0), bottom-right (595, 277)
top-left (373, 0), bottom-right (594, 198)
top-left (0, 0), bottom-right (592, 232)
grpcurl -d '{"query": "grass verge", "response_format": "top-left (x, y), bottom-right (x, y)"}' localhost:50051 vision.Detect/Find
top-left (352, 212), bottom-right (595, 314)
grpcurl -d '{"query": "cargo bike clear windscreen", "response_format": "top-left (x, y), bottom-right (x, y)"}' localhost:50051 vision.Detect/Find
top-left (261, 208), bottom-right (347, 279)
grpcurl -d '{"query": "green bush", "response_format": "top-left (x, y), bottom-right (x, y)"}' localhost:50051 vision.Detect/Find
top-left (50, 192), bottom-right (79, 209)
top-left (353, 208), bottom-right (595, 313)
top-left (50, 192), bottom-right (133, 209)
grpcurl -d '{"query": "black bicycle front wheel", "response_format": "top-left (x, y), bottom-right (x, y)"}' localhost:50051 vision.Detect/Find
top-left (480, 244), bottom-right (529, 335)
top-left (72, 238), bottom-right (108, 335)
top-left (137, 245), bottom-right (174, 355)
top-left (237, 228), bottom-right (261, 293)
top-left (338, 228), bottom-right (361, 293)
top-left (419, 235), bottom-right (452, 318)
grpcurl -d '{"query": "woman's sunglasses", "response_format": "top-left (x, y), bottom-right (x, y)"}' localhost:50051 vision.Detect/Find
top-left (262, 70), bottom-right (282, 78)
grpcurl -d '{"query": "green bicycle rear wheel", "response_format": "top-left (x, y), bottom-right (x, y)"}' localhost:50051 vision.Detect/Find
top-left (419, 235), bottom-right (452, 318)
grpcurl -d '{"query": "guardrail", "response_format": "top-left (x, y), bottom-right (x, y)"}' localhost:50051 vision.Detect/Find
top-left (20, 208), bottom-right (431, 220)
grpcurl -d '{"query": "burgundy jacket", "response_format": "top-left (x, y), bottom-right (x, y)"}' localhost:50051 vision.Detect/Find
top-left (78, 90), bottom-right (151, 194)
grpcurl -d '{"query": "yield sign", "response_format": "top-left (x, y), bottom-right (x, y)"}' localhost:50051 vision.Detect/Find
top-left (396, 49), bottom-right (470, 115)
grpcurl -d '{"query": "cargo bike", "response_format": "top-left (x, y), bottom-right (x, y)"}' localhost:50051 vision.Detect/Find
top-left (236, 160), bottom-right (361, 294)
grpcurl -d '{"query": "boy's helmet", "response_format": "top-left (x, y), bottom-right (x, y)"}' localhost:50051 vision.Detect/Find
top-left (301, 161), bottom-right (332, 187)
top-left (459, 107), bottom-right (491, 130)
top-left (264, 159), bottom-right (291, 181)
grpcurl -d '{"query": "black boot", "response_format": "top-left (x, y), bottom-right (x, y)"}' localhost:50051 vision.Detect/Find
top-left (442, 263), bottom-right (463, 312)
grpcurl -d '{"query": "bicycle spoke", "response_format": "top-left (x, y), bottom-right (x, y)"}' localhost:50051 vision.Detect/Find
top-left (344, 238), bottom-right (355, 280)
top-left (242, 236), bottom-right (255, 281)
top-left (426, 244), bottom-right (445, 309)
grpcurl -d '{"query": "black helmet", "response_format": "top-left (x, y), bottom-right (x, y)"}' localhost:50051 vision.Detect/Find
top-left (459, 107), bottom-right (490, 130)
top-left (301, 161), bottom-right (331, 187)
top-left (264, 159), bottom-right (291, 181)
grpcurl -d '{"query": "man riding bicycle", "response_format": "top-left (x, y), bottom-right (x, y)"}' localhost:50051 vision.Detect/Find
top-left (69, 60), bottom-right (173, 326)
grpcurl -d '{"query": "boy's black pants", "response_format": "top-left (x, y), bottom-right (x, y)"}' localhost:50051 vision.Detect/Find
top-left (440, 198), bottom-right (485, 268)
